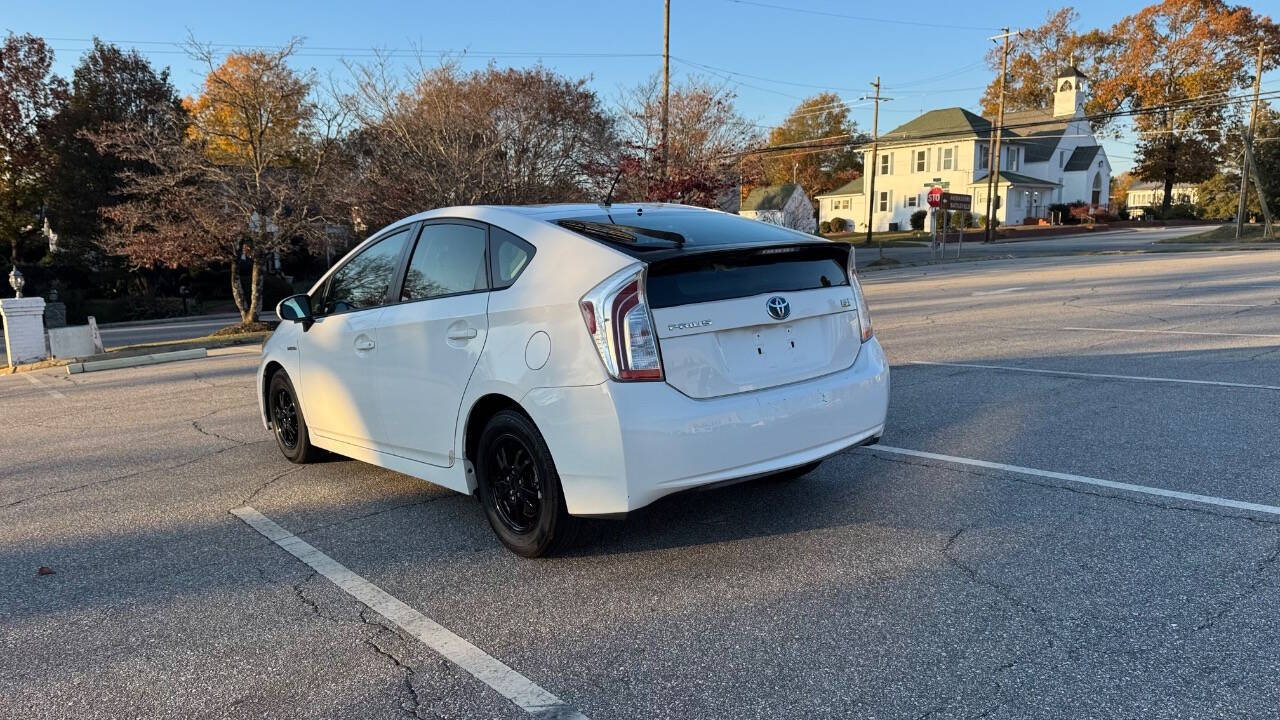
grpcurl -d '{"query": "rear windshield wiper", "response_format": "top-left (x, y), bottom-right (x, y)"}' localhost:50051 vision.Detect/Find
top-left (556, 219), bottom-right (685, 249)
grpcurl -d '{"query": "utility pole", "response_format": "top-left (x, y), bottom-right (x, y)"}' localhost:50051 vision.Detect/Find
top-left (864, 76), bottom-right (883, 256)
top-left (1235, 41), bottom-right (1264, 240)
top-left (660, 0), bottom-right (671, 185)
top-left (984, 28), bottom-right (1013, 244)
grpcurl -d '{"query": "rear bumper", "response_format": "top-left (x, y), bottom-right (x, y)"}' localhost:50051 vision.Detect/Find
top-left (525, 337), bottom-right (890, 515)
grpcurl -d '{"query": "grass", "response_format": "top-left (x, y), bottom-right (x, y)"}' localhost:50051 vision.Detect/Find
top-left (6, 329), bottom-right (269, 374)
top-left (823, 229), bottom-right (929, 247)
top-left (1158, 223), bottom-right (1278, 244)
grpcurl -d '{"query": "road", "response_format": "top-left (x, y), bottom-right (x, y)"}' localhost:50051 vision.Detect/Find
top-left (0, 313), bottom-right (241, 366)
top-left (853, 223), bottom-right (1213, 268)
top-left (3, 249), bottom-right (1280, 719)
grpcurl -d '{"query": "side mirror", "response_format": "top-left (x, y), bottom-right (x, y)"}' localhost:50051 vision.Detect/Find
top-left (276, 294), bottom-right (313, 327)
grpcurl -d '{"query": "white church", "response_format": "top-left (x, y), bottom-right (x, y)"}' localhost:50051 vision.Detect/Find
top-left (818, 67), bottom-right (1111, 232)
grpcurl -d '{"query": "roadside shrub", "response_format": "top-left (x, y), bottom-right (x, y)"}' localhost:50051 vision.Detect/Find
top-left (909, 209), bottom-right (927, 231)
top-left (950, 210), bottom-right (973, 228)
top-left (979, 214), bottom-right (1000, 229)
top-left (1048, 203), bottom-right (1077, 224)
top-left (829, 216), bottom-right (846, 232)
top-left (1093, 211), bottom-right (1120, 223)
top-left (1161, 203), bottom-right (1199, 220)
top-left (820, 220), bottom-right (832, 234)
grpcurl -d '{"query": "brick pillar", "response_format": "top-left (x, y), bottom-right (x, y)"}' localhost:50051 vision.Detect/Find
top-left (0, 297), bottom-right (48, 367)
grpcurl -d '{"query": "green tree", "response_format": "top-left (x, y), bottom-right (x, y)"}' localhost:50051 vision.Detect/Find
top-left (45, 40), bottom-right (184, 258)
top-left (761, 92), bottom-right (860, 196)
top-left (0, 33), bottom-right (66, 266)
top-left (1196, 172), bottom-right (1256, 220)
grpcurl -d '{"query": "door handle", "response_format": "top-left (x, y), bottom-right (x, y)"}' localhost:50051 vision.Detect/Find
top-left (447, 327), bottom-right (478, 341)
top-left (354, 336), bottom-right (376, 351)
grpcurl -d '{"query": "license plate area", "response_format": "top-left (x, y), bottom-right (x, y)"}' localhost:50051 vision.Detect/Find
top-left (719, 323), bottom-right (808, 370)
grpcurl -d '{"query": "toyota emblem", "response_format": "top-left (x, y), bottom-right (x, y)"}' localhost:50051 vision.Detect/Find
top-left (766, 296), bottom-right (790, 321)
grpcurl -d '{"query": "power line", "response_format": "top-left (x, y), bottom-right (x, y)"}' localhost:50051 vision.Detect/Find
top-left (722, 0), bottom-right (1001, 31)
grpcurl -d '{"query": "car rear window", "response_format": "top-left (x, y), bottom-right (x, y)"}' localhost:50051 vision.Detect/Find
top-left (555, 208), bottom-right (821, 254)
top-left (646, 245), bottom-right (849, 309)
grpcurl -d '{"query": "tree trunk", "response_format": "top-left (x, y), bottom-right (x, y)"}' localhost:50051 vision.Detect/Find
top-left (230, 258), bottom-right (248, 323)
top-left (246, 257), bottom-right (263, 325)
top-left (1161, 172), bottom-right (1174, 218)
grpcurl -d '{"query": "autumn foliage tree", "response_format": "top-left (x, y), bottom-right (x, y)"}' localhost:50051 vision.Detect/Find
top-left (1092, 0), bottom-right (1279, 216)
top-left (980, 8), bottom-right (1108, 117)
top-left (97, 40), bottom-right (347, 323)
top-left (760, 92), bottom-right (860, 196)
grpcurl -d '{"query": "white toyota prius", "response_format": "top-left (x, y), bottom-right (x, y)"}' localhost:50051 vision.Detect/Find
top-left (258, 203), bottom-right (889, 556)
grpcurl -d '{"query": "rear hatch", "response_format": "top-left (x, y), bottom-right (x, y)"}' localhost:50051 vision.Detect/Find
top-left (553, 206), bottom-right (862, 399)
top-left (647, 244), bottom-right (861, 399)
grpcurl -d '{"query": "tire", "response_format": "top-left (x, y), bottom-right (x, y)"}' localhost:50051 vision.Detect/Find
top-left (764, 460), bottom-right (823, 482)
top-left (267, 371), bottom-right (318, 464)
top-left (475, 409), bottom-right (578, 557)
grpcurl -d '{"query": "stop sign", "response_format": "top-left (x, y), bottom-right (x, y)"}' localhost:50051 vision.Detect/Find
top-left (927, 186), bottom-right (944, 208)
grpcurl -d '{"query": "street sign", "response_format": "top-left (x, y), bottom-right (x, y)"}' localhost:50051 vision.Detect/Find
top-left (940, 192), bottom-right (972, 211)
top-left (926, 187), bottom-right (943, 208)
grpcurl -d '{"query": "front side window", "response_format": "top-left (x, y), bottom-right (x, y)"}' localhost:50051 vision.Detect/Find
top-left (879, 153), bottom-right (891, 176)
top-left (942, 147), bottom-right (954, 170)
top-left (906, 195), bottom-right (918, 208)
top-left (914, 149), bottom-right (926, 172)
top-left (401, 223), bottom-right (488, 301)
top-left (321, 228), bottom-right (411, 314)
top-left (878, 191), bottom-right (890, 212)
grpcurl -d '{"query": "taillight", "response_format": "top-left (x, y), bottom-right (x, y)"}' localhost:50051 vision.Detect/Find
top-left (580, 265), bottom-right (664, 381)
top-left (847, 249), bottom-right (873, 342)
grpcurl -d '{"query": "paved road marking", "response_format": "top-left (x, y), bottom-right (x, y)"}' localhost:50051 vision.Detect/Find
top-left (1061, 326), bottom-right (1280, 339)
top-left (1153, 302), bottom-right (1262, 308)
top-left (868, 446), bottom-right (1280, 517)
top-left (22, 373), bottom-right (66, 399)
top-left (907, 360), bottom-right (1280, 391)
top-left (231, 506), bottom-right (589, 720)
top-left (972, 287), bottom-right (1026, 296)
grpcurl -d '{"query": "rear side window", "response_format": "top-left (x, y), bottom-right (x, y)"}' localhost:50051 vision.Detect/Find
top-left (646, 246), bottom-right (849, 309)
top-left (401, 223), bottom-right (488, 301)
top-left (321, 228), bottom-right (411, 314)
top-left (490, 227), bottom-right (535, 289)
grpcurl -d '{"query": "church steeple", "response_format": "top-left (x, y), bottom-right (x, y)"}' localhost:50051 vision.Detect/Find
top-left (1053, 66), bottom-right (1087, 118)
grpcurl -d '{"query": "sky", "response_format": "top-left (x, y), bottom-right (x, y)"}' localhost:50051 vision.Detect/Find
top-left (9, 0), bottom-right (1280, 175)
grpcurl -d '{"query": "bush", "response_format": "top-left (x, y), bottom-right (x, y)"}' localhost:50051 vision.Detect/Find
top-left (909, 209), bottom-right (927, 231)
top-left (979, 214), bottom-right (999, 229)
top-left (1048, 203), bottom-right (1078, 224)
top-left (820, 220), bottom-right (832, 234)
top-left (950, 210), bottom-right (973, 228)
top-left (829, 217), bottom-right (846, 232)
top-left (1093, 211), bottom-right (1120, 223)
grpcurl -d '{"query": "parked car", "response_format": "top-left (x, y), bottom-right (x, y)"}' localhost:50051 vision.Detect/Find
top-left (258, 204), bottom-right (890, 556)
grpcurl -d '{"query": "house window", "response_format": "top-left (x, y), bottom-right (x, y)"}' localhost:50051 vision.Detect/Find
top-left (914, 149), bottom-right (926, 172)
top-left (942, 147), bottom-right (954, 170)
top-left (879, 153), bottom-right (891, 176)
top-left (979, 143), bottom-right (989, 169)
top-left (878, 191), bottom-right (890, 212)
top-left (906, 195), bottom-right (918, 208)
top-left (976, 189), bottom-right (985, 204)
top-left (841, 199), bottom-right (849, 210)
top-left (1004, 147), bottom-right (1018, 171)
top-left (1059, 151), bottom-right (1065, 169)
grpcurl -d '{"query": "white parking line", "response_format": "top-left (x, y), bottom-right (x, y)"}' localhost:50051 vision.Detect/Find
top-left (1061, 326), bottom-right (1280, 339)
top-left (1153, 302), bottom-right (1262, 308)
top-left (231, 506), bottom-right (589, 720)
top-left (867, 446), bottom-right (1280, 517)
top-left (972, 287), bottom-right (1026, 296)
top-left (907, 360), bottom-right (1280, 391)
top-left (22, 373), bottom-right (66, 399)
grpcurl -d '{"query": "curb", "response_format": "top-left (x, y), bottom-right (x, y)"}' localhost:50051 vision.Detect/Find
top-left (67, 348), bottom-right (209, 374)
top-left (96, 313), bottom-right (241, 329)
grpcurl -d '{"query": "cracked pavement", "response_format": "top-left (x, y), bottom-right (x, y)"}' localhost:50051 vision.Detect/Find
top-left (3, 249), bottom-right (1280, 718)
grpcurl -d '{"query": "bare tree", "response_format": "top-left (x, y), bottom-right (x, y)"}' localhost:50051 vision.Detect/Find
top-left (339, 56), bottom-right (617, 230)
top-left (616, 74), bottom-right (760, 208)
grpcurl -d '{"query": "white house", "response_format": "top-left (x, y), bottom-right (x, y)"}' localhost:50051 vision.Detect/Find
top-left (1127, 180), bottom-right (1199, 217)
top-left (817, 67), bottom-right (1111, 232)
top-left (739, 183), bottom-right (816, 233)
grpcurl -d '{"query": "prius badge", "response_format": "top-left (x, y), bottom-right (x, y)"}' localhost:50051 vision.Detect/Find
top-left (766, 296), bottom-right (790, 321)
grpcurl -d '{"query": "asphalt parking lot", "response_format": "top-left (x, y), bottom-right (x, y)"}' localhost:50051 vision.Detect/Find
top-left (4, 249), bottom-right (1280, 719)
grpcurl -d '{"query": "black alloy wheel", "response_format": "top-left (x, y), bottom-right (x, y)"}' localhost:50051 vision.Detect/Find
top-left (476, 409), bottom-right (578, 557)
top-left (268, 371), bottom-right (317, 464)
